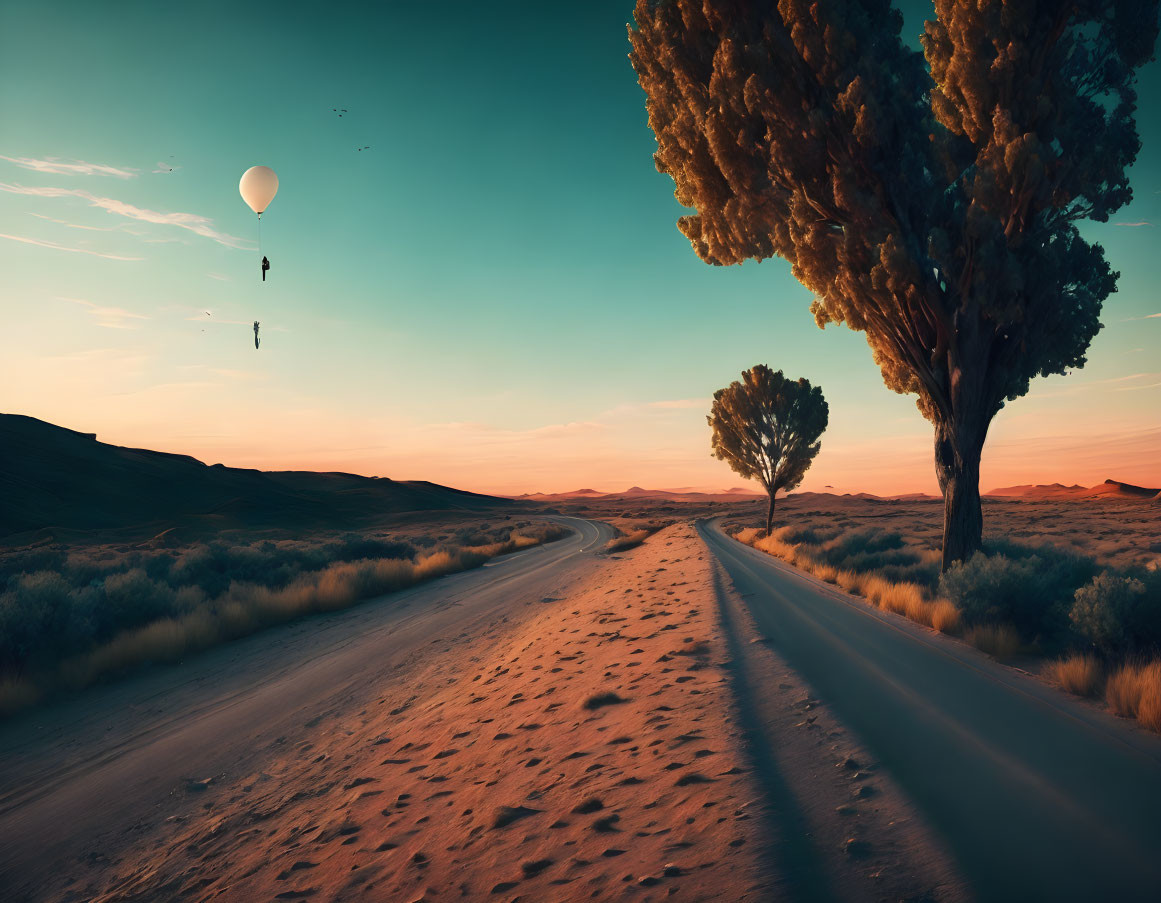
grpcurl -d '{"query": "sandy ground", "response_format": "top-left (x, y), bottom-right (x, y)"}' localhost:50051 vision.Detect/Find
top-left (2, 522), bottom-right (974, 903)
top-left (39, 523), bottom-right (763, 902)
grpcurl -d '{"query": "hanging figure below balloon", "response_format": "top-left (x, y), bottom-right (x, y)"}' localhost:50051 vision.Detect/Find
top-left (262, 256), bottom-right (270, 282)
top-left (253, 321), bottom-right (261, 350)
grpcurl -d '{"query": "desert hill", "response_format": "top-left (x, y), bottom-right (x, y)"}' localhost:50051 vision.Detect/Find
top-left (0, 414), bottom-right (506, 541)
top-left (985, 479), bottom-right (1160, 501)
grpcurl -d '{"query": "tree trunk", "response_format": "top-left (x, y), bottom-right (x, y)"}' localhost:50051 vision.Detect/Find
top-left (934, 417), bottom-right (985, 571)
top-left (765, 490), bottom-right (776, 536)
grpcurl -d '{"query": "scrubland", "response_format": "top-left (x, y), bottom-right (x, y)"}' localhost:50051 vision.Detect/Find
top-left (0, 519), bottom-right (569, 714)
top-left (723, 495), bottom-right (1161, 732)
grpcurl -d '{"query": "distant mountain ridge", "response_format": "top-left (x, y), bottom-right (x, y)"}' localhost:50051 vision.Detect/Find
top-left (984, 479), bottom-right (1160, 500)
top-left (517, 480), bottom-right (1159, 505)
top-left (0, 414), bottom-right (506, 541)
top-left (514, 486), bottom-right (766, 503)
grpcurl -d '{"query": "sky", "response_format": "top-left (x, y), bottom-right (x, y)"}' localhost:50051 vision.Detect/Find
top-left (0, 0), bottom-right (1158, 496)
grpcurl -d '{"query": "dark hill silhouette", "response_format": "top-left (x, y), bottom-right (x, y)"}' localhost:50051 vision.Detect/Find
top-left (0, 414), bottom-right (507, 541)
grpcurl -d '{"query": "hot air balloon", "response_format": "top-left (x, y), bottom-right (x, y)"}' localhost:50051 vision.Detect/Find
top-left (239, 165), bottom-right (278, 216)
top-left (239, 165), bottom-right (278, 284)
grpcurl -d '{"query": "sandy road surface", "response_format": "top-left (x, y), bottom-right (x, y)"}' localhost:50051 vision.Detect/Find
top-left (700, 518), bottom-right (1161, 903)
top-left (0, 517), bottom-right (611, 899)
top-left (64, 521), bottom-right (777, 902)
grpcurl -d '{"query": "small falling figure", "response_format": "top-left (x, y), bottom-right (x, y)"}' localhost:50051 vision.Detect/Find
top-left (261, 255), bottom-right (270, 282)
top-left (253, 321), bottom-right (260, 350)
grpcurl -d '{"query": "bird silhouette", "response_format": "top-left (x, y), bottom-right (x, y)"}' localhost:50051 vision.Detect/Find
top-left (357, 146), bottom-right (371, 151)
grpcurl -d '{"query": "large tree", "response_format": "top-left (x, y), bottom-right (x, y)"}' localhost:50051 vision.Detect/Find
top-left (630, 0), bottom-right (1157, 569)
top-left (709, 365), bottom-right (829, 535)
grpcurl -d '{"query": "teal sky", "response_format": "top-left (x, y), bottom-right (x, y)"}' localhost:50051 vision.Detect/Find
top-left (1, 1), bottom-right (1158, 494)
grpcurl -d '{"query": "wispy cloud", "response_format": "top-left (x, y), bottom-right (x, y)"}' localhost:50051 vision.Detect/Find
top-left (29, 212), bottom-right (123, 232)
top-left (646, 398), bottom-right (705, 410)
top-left (0, 231), bottom-right (142, 261)
top-left (60, 296), bottom-right (150, 329)
top-left (0, 183), bottom-right (249, 248)
top-left (1115, 381), bottom-right (1161, 392)
top-left (1098, 372), bottom-right (1161, 384)
top-left (601, 397), bottom-right (708, 417)
top-left (0, 154), bottom-right (135, 178)
top-left (185, 313), bottom-right (250, 325)
top-left (1113, 220), bottom-right (1153, 227)
top-left (152, 161), bottom-right (181, 174)
top-left (210, 368), bottom-right (264, 381)
top-left (1121, 312), bottom-right (1161, 322)
top-left (1028, 371), bottom-right (1161, 399)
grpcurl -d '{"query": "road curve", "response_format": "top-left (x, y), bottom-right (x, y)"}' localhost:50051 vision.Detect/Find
top-left (699, 518), bottom-right (1161, 903)
top-left (0, 516), bottom-right (612, 898)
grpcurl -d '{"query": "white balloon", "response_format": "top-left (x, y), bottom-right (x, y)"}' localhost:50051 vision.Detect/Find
top-left (239, 165), bottom-right (279, 215)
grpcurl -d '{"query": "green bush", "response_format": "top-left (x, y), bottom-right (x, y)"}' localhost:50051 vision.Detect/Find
top-left (806, 529), bottom-right (938, 591)
top-left (938, 543), bottom-right (1097, 642)
top-left (1070, 570), bottom-right (1161, 655)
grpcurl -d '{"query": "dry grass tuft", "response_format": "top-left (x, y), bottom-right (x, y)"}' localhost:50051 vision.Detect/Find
top-left (753, 533), bottom-right (800, 563)
top-left (1047, 653), bottom-right (1104, 698)
top-left (835, 569), bottom-right (864, 594)
top-left (1106, 661), bottom-right (1161, 731)
top-left (964, 624), bottom-right (1021, 662)
top-left (862, 576), bottom-right (923, 618)
top-left (929, 600), bottom-right (961, 634)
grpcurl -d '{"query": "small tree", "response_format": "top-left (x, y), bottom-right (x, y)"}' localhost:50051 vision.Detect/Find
top-left (709, 365), bottom-right (828, 535)
top-left (630, 0), bottom-right (1158, 569)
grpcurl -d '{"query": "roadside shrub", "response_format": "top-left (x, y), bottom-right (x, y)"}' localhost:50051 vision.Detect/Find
top-left (101, 569), bottom-right (178, 633)
top-left (821, 528), bottom-right (905, 559)
top-left (1070, 571), bottom-right (1161, 655)
top-left (773, 525), bottom-right (839, 546)
top-left (735, 527), bottom-right (958, 634)
top-left (938, 544), bottom-right (1097, 642)
top-left (0, 572), bottom-right (96, 674)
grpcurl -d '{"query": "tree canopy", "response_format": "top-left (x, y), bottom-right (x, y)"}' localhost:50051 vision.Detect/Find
top-left (630, 0), bottom-right (1158, 567)
top-left (709, 365), bottom-right (828, 534)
